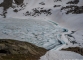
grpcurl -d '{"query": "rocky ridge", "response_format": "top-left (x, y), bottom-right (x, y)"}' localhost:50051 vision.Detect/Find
top-left (0, 39), bottom-right (47, 60)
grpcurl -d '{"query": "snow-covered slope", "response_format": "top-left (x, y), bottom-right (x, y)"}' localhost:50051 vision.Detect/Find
top-left (40, 50), bottom-right (83, 60)
top-left (0, 0), bottom-right (82, 18)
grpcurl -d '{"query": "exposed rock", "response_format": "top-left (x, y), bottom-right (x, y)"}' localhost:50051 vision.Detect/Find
top-left (61, 5), bottom-right (83, 14)
top-left (24, 8), bottom-right (52, 17)
top-left (54, 0), bottom-right (62, 2)
top-left (14, 0), bottom-right (24, 5)
top-left (53, 5), bottom-right (61, 8)
top-left (39, 2), bottom-right (45, 5)
top-left (0, 0), bottom-right (24, 18)
top-left (62, 47), bottom-right (83, 56)
top-left (60, 0), bottom-right (83, 14)
top-left (0, 0), bottom-right (12, 11)
top-left (67, 0), bottom-right (79, 4)
top-left (13, 9), bottom-right (18, 12)
top-left (0, 39), bottom-right (47, 60)
top-left (0, 0), bottom-right (12, 18)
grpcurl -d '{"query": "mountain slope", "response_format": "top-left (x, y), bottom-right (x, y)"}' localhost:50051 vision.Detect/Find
top-left (0, 0), bottom-right (83, 60)
top-left (0, 0), bottom-right (82, 18)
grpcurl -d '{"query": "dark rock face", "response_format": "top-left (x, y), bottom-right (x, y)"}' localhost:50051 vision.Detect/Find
top-left (0, 0), bottom-right (13, 18)
top-left (61, 0), bottom-right (83, 14)
top-left (0, 0), bottom-right (24, 10)
top-left (24, 7), bottom-right (52, 17)
top-left (0, 0), bottom-right (24, 18)
top-left (14, 0), bottom-right (24, 5)
top-left (0, 0), bottom-right (12, 11)
top-left (53, 5), bottom-right (61, 8)
top-left (62, 47), bottom-right (83, 56)
top-left (39, 2), bottom-right (45, 5)
top-left (61, 5), bottom-right (83, 14)
top-left (54, 0), bottom-right (62, 2)
top-left (0, 39), bottom-right (47, 60)
top-left (67, 0), bottom-right (79, 4)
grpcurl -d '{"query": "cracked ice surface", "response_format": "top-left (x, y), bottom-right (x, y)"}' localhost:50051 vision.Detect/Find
top-left (0, 18), bottom-right (67, 49)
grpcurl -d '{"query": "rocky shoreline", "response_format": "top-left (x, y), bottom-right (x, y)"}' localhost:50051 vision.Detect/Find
top-left (0, 39), bottom-right (47, 60)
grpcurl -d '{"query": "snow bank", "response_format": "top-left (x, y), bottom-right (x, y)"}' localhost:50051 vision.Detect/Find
top-left (40, 50), bottom-right (83, 60)
top-left (0, 0), bottom-right (3, 4)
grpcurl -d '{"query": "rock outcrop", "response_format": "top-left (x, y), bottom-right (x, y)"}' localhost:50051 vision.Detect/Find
top-left (0, 39), bottom-right (47, 60)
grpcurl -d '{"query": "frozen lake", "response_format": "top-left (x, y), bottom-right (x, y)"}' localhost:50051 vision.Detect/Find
top-left (0, 18), bottom-right (68, 50)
